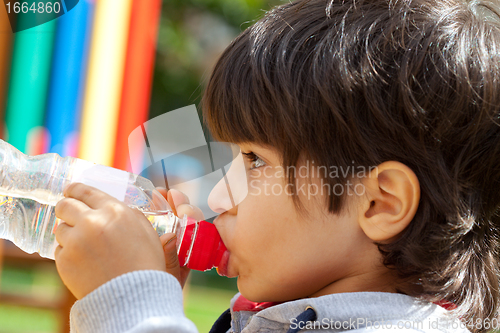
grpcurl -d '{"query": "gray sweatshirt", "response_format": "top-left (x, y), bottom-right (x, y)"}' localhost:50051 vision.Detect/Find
top-left (69, 270), bottom-right (471, 333)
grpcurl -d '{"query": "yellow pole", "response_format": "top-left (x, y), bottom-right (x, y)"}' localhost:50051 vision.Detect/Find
top-left (79, 0), bottom-right (133, 165)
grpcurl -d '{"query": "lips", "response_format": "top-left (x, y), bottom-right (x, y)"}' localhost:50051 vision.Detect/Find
top-left (216, 249), bottom-right (231, 277)
top-left (213, 215), bottom-right (235, 277)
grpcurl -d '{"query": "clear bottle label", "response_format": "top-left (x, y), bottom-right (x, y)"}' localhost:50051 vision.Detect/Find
top-left (72, 160), bottom-right (129, 202)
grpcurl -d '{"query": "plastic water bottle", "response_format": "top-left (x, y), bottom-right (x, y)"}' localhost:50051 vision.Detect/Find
top-left (0, 139), bottom-right (228, 272)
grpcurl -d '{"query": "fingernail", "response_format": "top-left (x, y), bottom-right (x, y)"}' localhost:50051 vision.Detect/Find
top-left (164, 235), bottom-right (177, 248)
top-left (177, 204), bottom-right (194, 212)
top-left (63, 184), bottom-right (70, 196)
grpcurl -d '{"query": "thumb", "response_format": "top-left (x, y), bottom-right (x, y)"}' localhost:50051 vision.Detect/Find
top-left (161, 233), bottom-right (182, 285)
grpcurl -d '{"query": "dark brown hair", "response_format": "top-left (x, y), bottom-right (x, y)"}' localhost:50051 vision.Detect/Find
top-left (201, 0), bottom-right (500, 330)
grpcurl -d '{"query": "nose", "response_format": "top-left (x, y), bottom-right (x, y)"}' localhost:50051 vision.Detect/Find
top-left (208, 176), bottom-right (234, 214)
top-left (208, 152), bottom-right (249, 215)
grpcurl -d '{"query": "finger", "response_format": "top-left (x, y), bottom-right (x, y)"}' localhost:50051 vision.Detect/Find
top-left (159, 232), bottom-right (191, 288)
top-left (64, 183), bottom-right (118, 209)
top-left (155, 187), bottom-right (173, 213)
top-left (55, 222), bottom-right (72, 247)
top-left (179, 267), bottom-right (191, 289)
top-left (168, 189), bottom-right (189, 205)
top-left (156, 187), bottom-right (168, 199)
top-left (160, 233), bottom-right (182, 285)
top-left (55, 198), bottom-right (91, 226)
top-left (167, 189), bottom-right (190, 216)
top-left (176, 203), bottom-right (205, 222)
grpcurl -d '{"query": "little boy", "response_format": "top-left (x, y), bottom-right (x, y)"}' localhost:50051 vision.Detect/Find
top-left (54, 0), bottom-right (500, 332)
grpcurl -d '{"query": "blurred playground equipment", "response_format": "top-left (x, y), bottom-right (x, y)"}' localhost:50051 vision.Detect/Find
top-left (0, 0), bottom-right (161, 331)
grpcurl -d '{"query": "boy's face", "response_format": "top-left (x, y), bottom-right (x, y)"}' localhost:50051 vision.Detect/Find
top-left (208, 143), bottom-right (390, 302)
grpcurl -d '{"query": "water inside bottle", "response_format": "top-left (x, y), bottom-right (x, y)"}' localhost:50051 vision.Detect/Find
top-left (0, 192), bottom-right (61, 259)
top-left (0, 190), bottom-right (180, 259)
top-left (139, 210), bottom-right (180, 237)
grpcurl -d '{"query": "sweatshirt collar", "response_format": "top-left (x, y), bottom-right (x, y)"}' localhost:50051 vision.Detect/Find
top-left (230, 292), bottom-right (469, 333)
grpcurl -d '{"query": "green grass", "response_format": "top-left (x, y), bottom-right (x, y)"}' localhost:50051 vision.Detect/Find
top-left (0, 265), bottom-right (239, 333)
top-left (0, 304), bottom-right (59, 333)
top-left (184, 285), bottom-right (237, 332)
top-left (0, 263), bottom-right (62, 333)
top-left (0, 264), bottom-right (62, 300)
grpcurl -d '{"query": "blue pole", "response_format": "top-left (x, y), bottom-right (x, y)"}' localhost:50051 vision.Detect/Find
top-left (45, 0), bottom-right (94, 157)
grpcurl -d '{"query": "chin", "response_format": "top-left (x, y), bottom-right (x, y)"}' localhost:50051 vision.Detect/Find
top-left (238, 279), bottom-right (267, 302)
top-left (237, 279), bottom-right (292, 303)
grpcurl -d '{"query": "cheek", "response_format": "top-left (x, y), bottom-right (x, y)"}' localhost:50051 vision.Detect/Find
top-left (231, 199), bottom-right (288, 258)
top-left (237, 254), bottom-right (326, 302)
top-left (237, 191), bottom-right (291, 235)
top-left (237, 234), bottom-right (346, 302)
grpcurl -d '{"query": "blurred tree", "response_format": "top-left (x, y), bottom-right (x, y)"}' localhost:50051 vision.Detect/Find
top-left (150, 0), bottom-right (281, 120)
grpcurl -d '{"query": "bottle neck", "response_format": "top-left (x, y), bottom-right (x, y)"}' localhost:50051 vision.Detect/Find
top-left (177, 219), bottom-right (226, 271)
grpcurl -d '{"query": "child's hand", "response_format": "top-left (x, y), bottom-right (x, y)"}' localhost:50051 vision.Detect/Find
top-left (54, 183), bottom-right (167, 299)
top-left (156, 188), bottom-right (205, 289)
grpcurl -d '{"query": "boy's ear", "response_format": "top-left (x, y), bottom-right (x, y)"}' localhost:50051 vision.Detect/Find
top-left (358, 161), bottom-right (420, 242)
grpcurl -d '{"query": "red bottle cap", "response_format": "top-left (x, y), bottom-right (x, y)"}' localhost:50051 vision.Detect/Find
top-left (177, 218), bottom-right (227, 271)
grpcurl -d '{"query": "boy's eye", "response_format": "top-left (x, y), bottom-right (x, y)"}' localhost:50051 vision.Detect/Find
top-left (242, 152), bottom-right (266, 170)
